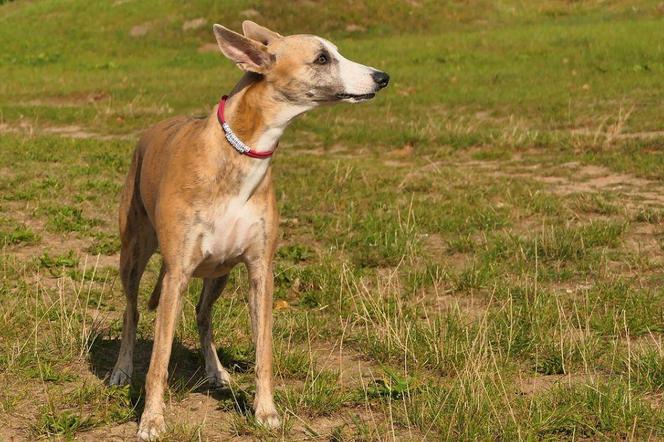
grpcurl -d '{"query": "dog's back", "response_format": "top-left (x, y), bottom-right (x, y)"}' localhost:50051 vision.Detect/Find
top-left (119, 115), bottom-right (208, 234)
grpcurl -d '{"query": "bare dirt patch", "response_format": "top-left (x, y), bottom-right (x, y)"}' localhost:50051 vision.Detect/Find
top-left (465, 159), bottom-right (664, 208)
top-left (311, 342), bottom-right (381, 387)
top-left (569, 128), bottom-right (664, 141)
top-left (3, 201), bottom-right (118, 271)
top-left (129, 22), bottom-right (151, 38)
top-left (469, 158), bottom-right (664, 272)
top-left (422, 233), bottom-right (446, 259)
top-left (623, 223), bottom-right (664, 266)
top-left (25, 92), bottom-right (110, 108)
top-left (0, 121), bottom-right (131, 141)
top-left (517, 373), bottom-right (595, 396)
top-left (198, 43), bottom-right (219, 53)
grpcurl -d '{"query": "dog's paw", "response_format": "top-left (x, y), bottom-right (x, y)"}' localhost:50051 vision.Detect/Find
top-left (255, 404), bottom-right (281, 429)
top-left (206, 367), bottom-right (231, 389)
top-left (137, 411), bottom-right (165, 441)
top-left (109, 366), bottom-right (132, 386)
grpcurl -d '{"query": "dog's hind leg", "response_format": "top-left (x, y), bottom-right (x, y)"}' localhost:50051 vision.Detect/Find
top-left (138, 264), bottom-right (191, 441)
top-left (196, 275), bottom-right (231, 388)
top-left (110, 151), bottom-right (157, 386)
top-left (147, 263), bottom-right (165, 311)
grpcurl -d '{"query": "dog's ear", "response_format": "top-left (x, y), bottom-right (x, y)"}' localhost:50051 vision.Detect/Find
top-left (213, 24), bottom-right (273, 73)
top-left (241, 20), bottom-right (282, 46)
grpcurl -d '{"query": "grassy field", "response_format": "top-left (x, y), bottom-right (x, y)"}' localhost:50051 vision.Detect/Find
top-left (2, 0), bottom-right (664, 440)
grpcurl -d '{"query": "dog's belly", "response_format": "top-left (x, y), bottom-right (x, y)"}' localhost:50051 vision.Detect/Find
top-left (192, 258), bottom-right (241, 278)
top-left (193, 201), bottom-right (263, 277)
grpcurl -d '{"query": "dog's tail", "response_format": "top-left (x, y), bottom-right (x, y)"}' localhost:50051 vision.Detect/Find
top-left (147, 263), bottom-right (165, 311)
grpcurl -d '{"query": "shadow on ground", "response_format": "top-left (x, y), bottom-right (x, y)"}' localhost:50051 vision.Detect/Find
top-left (88, 337), bottom-right (254, 416)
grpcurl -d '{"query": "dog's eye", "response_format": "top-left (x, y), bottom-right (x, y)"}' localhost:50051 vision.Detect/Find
top-left (314, 53), bottom-right (329, 65)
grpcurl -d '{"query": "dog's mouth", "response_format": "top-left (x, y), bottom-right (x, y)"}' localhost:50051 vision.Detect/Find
top-left (335, 92), bottom-right (376, 102)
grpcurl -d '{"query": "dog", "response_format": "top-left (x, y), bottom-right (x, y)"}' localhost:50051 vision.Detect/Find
top-left (109, 20), bottom-right (389, 440)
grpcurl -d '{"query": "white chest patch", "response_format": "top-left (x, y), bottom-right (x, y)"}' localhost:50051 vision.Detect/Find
top-left (200, 199), bottom-right (262, 265)
top-left (198, 160), bottom-right (270, 269)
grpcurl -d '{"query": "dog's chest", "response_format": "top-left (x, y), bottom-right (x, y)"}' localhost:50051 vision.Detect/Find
top-left (193, 158), bottom-right (271, 276)
top-left (198, 198), bottom-right (263, 266)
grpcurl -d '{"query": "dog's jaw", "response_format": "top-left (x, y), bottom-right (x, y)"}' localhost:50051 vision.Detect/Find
top-left (335, 92), bottom-right (376, 103)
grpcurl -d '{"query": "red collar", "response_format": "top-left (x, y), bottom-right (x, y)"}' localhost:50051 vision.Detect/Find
top-left (217, 95), bottom-right (277, 159)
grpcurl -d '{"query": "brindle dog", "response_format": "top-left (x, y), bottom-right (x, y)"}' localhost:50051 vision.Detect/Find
top-left (109, 21), bottom-right (389, 440)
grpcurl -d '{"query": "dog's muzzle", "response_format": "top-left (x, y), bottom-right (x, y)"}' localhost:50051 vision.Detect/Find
top-left (335, 71), bottom-right (390, 102)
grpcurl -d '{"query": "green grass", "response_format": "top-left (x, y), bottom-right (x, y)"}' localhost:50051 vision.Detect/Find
top-left (0, 217), bottom-right (39, 246)
top-left (2, 0), bottom-right (664, 440)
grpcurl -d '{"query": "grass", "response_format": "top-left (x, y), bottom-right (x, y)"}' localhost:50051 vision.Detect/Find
top-left (2, 0), bottom-right (664, 440)
top-left (0, 217), bottom-right (39, 246)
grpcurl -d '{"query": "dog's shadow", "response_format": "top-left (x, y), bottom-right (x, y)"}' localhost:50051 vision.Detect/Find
top-left (89, 338), bottom-right (254, 416)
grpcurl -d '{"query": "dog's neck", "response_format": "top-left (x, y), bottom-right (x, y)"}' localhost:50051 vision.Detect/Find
top-left (220, 72), bottom-right (311, 156)
top-left (209, 73), bottom-right (311, 201)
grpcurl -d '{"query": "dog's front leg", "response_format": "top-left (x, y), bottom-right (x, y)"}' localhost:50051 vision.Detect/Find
top-left (137, 268), bottom-right (190, 441)
top-left (246, 258), bottom-right (281, 428)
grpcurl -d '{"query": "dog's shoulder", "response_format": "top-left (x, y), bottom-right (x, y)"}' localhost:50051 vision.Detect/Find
top-left (138, 115), bottom-right (207, 149)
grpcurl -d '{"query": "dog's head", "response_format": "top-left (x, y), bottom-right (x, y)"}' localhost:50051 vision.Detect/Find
top-left (213, 21), bottom-right (389, 105)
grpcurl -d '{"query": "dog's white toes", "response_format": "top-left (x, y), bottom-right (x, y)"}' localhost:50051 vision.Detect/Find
top-left (255, 406), bottom-right (281, 429)
top-left (207, 368), bottom-right (231, 388)
top-left (137, 411), bottom-right (165, 441)
top-left (109, 367), bottom-right (132, 386)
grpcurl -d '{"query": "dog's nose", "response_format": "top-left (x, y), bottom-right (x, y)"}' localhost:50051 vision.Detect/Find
top-left (372, 71), bottom-right (390, 89)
